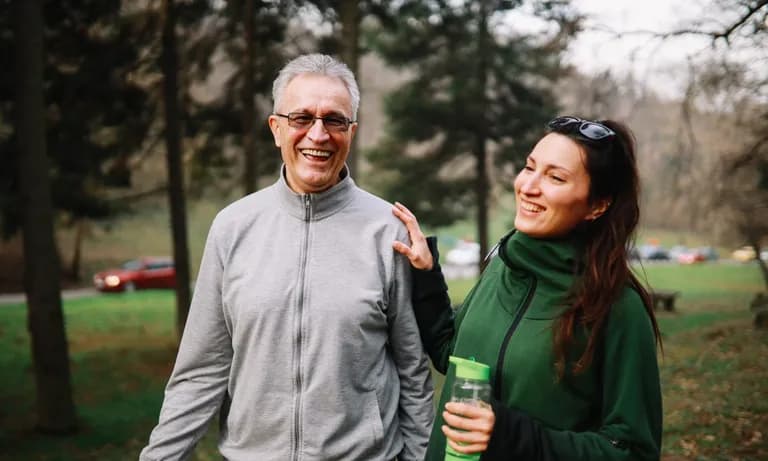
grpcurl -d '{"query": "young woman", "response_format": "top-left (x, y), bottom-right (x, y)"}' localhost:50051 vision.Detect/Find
top-left (393, 116), bottom-right (663, 460)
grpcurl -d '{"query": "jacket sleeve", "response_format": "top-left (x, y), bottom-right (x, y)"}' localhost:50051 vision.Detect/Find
top-left (410, 237), bottom-right (458, 373)
top-left (140, 218), bottom-right (233, 461)
top-left (388, 240), bottom-right (436, 461)
top-left (483, 291), bottom-right (662, 461)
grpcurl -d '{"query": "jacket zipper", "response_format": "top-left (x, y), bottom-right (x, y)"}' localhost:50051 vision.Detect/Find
top-left (292, 194), bottom-right (311, 461)
top-left (493, 275), bottom-right (537, 401)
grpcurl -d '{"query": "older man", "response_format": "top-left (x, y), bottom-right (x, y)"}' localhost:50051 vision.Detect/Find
top-left (140, 54), bottom-right (434, 461)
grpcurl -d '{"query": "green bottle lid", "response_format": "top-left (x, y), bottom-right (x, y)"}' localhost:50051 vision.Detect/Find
top-left (449, 355), bottom-right (490, 381)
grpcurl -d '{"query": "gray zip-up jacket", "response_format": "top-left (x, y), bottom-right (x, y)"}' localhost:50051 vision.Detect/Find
top-left (140, 168), bottom-right (434, 461)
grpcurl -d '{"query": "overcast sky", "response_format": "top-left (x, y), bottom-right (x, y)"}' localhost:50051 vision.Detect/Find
top-left (565, 0), bottom-right (716, 98)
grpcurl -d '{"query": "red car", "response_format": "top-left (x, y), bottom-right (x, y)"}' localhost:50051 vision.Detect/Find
top-left (93, 257), bottom-right (176, 292)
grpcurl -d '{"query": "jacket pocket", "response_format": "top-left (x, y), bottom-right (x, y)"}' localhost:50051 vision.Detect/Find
top-left (364, 390), bottom-right (384, 445)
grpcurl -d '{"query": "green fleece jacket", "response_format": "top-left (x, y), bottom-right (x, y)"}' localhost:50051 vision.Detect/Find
top-left (412, 230), bottom-right (662, 461)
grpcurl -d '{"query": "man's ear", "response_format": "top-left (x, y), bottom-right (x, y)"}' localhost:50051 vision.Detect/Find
top-left (268, 115), bottom-right (281, 147)
top-left (586, 198), bottom-right (611, 221)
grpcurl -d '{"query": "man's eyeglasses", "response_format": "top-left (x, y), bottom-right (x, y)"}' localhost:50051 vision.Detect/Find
top-left (274, 112), bottom-right (355, 132)
top-left (547, 116), bottom-right (615, 141)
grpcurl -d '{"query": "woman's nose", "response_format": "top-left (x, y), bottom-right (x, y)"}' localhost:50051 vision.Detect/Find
top-left (519, 173), bottom-right (540, 195)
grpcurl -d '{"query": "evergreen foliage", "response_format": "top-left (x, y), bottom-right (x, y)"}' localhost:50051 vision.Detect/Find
top-left (366, 0), bottom-right (578, 247)
top-left (183, 0), bottom-right (294, 194)
top-left (0, 0), bottom-right (154, 237)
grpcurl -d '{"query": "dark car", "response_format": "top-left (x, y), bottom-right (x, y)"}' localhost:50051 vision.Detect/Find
top-left (633, 244), bottom-right (670, 261)
top-left (93, 257), bottom-right (176, 293)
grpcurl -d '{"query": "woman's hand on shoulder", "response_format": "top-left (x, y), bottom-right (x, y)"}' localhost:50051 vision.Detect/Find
top-left (391, 201), bottom-right (434, 271)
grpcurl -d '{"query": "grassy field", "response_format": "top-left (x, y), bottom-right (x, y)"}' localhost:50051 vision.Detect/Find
top-left (1, 262), bottom-right (766, 460)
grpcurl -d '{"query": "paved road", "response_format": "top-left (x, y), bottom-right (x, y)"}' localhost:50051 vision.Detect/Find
top-left (0, 287), bottom-right (98, 306)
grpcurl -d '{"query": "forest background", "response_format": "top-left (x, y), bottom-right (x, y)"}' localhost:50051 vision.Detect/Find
top-left (1, 0), bottom-right (767, 459)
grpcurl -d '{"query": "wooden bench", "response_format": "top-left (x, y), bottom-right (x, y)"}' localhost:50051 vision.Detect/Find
top-left (650, 290), bottom-right (679, 311)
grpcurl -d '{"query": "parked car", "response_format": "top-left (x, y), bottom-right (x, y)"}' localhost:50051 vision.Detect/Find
top-left (445, 240), bottom-right (481, 266)
top-left (677, 249), bottom-right (707, 265)
top-left (667, 245), bottom-right (689, 261)
top-left (731, 246), bottom-right (757, 262)
top-left (93, 257), bottom-right (176, 293)
top-left (635, 244), bottom-right (670, 261)
top-left (695, 246), bottom-right (719, 261)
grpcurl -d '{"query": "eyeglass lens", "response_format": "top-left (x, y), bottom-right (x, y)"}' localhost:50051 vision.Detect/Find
top-left (282, 112), bottom-right (351, 132)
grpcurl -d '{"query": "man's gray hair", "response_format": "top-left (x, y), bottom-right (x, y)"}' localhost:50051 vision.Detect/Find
top-left (272, 54), bottom-right (360, 119)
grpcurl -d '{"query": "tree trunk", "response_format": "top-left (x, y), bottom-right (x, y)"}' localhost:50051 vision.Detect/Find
top-left (161, 0), bottom-right (192, 337)
top-left (749, 242), bottom-right (768, 290)
top-left (339, 0), bottom-right (360, 180)
top-left (69, 218), bottom-right (85, 281)
top-left (475, 1), bottom-right (490, 269)
top-left (13, 0), bottom-right (77, 433)
top-left (241, 0), bottom-right (257, 195)
top-left (758, 259), bottom-right (768, 292)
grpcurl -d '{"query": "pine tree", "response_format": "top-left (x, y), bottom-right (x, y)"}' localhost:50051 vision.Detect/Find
top-left (0, 0), bottom-right (154, 275)
top-left (368, 0), bottom-right (578, 259)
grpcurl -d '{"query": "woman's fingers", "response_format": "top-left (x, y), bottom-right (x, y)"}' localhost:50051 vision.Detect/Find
top-left (393, 202), bottom-right (424, 238)
top-left (444, 434), bottom-right (488, 454)
top-left (392, 240), bottom-right (413, 257)
top-left (440, 402), bottom-right (495, 454)
top-left (443, 409), bottom-right (494, 434)
top-left (391, 202), bottom-right (434, 270)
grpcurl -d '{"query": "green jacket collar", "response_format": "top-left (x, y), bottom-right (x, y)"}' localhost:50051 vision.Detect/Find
top-left (498, 230), bottom-right (583, 317)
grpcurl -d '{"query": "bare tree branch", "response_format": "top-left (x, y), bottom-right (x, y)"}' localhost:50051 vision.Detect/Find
top-left (649, 0), bottom-right (767, 44)
top-left (727, 132), bottom-right (768, 172)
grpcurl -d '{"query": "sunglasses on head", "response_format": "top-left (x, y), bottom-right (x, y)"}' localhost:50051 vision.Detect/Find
top-left (547, 116), bottom-right (615, 141)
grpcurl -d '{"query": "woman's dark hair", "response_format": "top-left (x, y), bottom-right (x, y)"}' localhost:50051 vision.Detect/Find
top-left (547, 118), bottom-right (662, 379)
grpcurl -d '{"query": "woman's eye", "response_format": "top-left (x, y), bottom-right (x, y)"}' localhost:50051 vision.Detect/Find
top-left (550, 175), bottom-right (565, 183)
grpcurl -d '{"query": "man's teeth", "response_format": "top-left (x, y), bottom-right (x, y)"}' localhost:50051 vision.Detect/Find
top-left (301, 149), bottom-right (331, 158)
top-left (521, 202), bottom-right (544, 212)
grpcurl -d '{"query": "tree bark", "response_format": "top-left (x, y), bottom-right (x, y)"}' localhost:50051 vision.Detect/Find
top-left (161, 0), bottom-right (192, 337)
top-left (748, 241), bottom-right (768, 291)
top-left (475, 0), bottom-right (490, 269)
top-left (242, 0), bottom-right (257, 195)
top-left (13, 0), bottom-right (77, 433)
top-left (68, 219), bottom-right (85, 281)
top-left (339, 0), bottom-right (360, 180)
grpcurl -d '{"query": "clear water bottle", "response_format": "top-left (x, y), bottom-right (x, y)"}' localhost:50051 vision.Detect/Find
top-left (445, 356), bottom-right (492, 461)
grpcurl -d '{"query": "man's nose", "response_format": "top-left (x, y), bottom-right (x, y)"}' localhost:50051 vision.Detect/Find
top-left (306, 118), bottom-right (330, 142)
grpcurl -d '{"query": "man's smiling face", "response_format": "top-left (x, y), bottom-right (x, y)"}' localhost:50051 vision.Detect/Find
top-left (268, 73), bottom-right (357, 194)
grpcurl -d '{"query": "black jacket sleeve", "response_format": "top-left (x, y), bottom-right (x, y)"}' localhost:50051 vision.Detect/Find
top-left (481, 399), bottom-right (553, 461)
top-left (410, 237), bottom-right (456, 373)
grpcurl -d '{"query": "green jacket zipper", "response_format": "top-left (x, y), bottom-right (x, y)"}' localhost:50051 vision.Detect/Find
top-left (493, 276), bottom-right (537, 401)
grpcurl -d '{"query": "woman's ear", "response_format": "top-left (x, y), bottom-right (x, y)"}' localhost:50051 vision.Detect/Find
top-left (586, 199), bottom-right (611, 221)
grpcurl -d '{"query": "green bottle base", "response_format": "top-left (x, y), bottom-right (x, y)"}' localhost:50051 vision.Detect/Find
top-left (445, 447), bottom-right (481, 461)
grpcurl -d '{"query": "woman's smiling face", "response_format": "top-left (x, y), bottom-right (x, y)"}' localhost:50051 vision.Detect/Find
top-left (514, 133), bottom-right (605, 238)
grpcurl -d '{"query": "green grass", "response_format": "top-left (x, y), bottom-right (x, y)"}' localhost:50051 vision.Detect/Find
top-left (0, 262), bottom-right (766, 460)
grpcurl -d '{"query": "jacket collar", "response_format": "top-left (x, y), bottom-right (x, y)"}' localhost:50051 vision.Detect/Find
top-left (498, 229), bottom-right (583, 295)
top-left (276, 164), bottom-right (356, 221)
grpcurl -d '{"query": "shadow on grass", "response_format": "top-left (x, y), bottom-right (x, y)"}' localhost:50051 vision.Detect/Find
top-left (1, 345), bottom-right (175, 461)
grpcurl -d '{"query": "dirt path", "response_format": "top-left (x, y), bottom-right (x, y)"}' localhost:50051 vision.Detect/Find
top-left (0, 287), bottom-right (98, 306)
